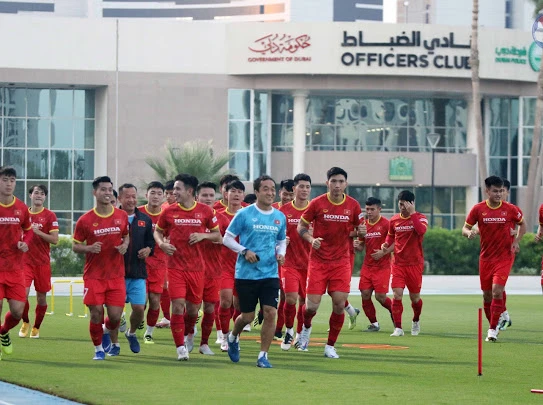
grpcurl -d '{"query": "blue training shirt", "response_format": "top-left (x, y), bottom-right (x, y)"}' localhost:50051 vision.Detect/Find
top-left (225, 204), bottom-right (286, 280)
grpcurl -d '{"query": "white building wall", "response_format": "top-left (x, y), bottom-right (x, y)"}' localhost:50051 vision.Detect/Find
top-left (434, 0), bottom-right (505, 28)
top-left (290, 0), bottom-right (333, 22)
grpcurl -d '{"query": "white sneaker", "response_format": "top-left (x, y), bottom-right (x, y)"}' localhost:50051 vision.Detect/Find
top-left (390, 328), bottom-right (404, 337)
top-left (215, 330), bottom-right (224, 345)
top-left (220, 336), bottom-right (228, 352)
top-left (293, 332), bottom-right (300, 350)
top-left (324, 344), bottom-right (339, 359)
top-left (242, 324), bottom-right (251, 332)
top-left (281, 331), bottom-right (294, 351)
top-left (177, 345), bottom-right (189, 361)
top-left (199, 344), bottom-right (215, 355)
top-left (186, 333), bottom-right (194, 353)
top-left (485, 328), bottom-right (498, 342)
top-left (298, 325), bottom-right (312, 351)
top-left (411, 321), bottom-right (420, 336)
top-left (156, 317), bottom-right (170, 328)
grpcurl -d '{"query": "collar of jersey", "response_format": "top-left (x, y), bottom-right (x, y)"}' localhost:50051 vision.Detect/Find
top-left (0, 196), bottom-right (16, 208)
top-left (93, 206), bottom-right (115, 218)
top-left (291, 200), bottom-right (309, 211)
top-left (400, 213), bottom-right (411, 219)
top-left (144, 204), bottom-right (161, 216)
top-left (219, 199), bottom-right (227, 208)
top-left (29, 206), bottom-right (45, 215)
top-left (225, 207), bottom-right (241, 216)
top-left (368, 216), bottom-right (381, 226)
top-left (178, 201), bottom-right (197, 211)
top-left (326, 192), bottom-right (346, 206)
top-left (485, 200), bottom-right (502, 210)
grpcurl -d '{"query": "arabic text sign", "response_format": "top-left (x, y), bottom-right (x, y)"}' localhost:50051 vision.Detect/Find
top-left (248, 33), bottom-right (312, 63)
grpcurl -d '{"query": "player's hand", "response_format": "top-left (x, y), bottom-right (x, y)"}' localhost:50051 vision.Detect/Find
top-left (276, 254), bottom-right (285, 265)
top-left (160, 242), bottom-right (176, 256)
top-left (403, 201), bottom-right (416, 215)
top-left (138, 247), bottom-right (151, 259)
top-left (286, 236), bottom-right (290, 246)
top-left (535, 233), bottom-right (543, 243)
top-left (188, 233), bottom-right (204, 245)
top-left (353, 239), bottom-right (361, 249)
top-left (381, 242), bottom-right (389, 250)
top-left (244, 250), bottom-right (258, 263)
top-left (115, 242), bottom-right (129, 255)
top-left (511, 241), bottom-right (520, 253)
top-left (31, 223), bottom-right (41, 233)
top-left (357, 223), bottom-right (367, 237)
top-left (467, 229), bottom-right (478, 239)
top-left (17, 241), bottom-right (29, 252)
top-left (510, 228), bottom-right (518, 236)
top-left (87, 242), bottom-right (102, 254)
top-left (311, 237), bottom-right (323, 250)
top-left (370, 249), bottom-right (385, 260)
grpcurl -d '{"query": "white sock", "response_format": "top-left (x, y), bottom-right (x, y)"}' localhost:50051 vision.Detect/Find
top-left (103, 325), bottom-right (110, 334)
top-left (345, 304), bottom-right (356, 317)
top-left (112, 343), bottom-right (120, 348)
top-left (258, 351), bottom-right (267, 359)
top-left (228, 332), bottom-right (237, 343)
top-left (372, 322), bottom-right (379, 327)
top-left (95, 344), bottom-right (103, 352)
top-left (146, 326), bottom-right (154, 335)
top-left (286, 327), bottom-right (294, 335)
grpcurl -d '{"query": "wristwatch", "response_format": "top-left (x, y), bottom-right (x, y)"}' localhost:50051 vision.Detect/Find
top-left (240, 249), bottom-right (247, 256)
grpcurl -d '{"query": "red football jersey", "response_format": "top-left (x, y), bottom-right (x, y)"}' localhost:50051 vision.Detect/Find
top-left (272, 202), bottom-right (282, 209)
top-left (73, 207), bottom-right (129, 280)
top-left (199, 209), bottom-right (227, 279)
top-left (156, 202), bottom-right (219, 272)
top-left (217, 209), bottom-right (239, 275)
top-left (465, 200), bottom-right (523, 261)
top-left (213, 200), bottom-right (248, 211)
top-left (0, 197), bottom-right (32, 272)
top-left (280, 201), bottom-right (311, 269)
top-left (138, 204), bottom-right (167, 270)
top-left (25, 207), bottom-right (59, 266)
top-left (538, 203), bottom-right (543, 226)
top-left (300, 193), bottom-right (362, 263)
top-left (362, 216), bottom-right (390, 268)
top-left (387, 213), bottom-right (428, 266)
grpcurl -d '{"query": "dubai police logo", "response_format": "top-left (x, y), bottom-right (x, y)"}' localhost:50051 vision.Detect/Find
top-left (532, 14), bottom-right (543, 48)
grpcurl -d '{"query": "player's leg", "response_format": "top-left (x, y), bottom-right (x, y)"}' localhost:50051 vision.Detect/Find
top-left (390, 264), bottom-right (405, 336)
top-left (183, 271), bottom-right (205, 354)
top-left (273, 288), bottom-right (285, 339)
top-left (30, 265), bottom-right (51, 339)
top-left (405, 264), bottom-right (423, 336)
top-left (19, 265), bottom-right (33, 338)
top-left (360, 268), bottom-right (378, 331)
top-left (199, 277), bottom-right (219, 355)
top-left (344, 299), bottom-right (360, 330)
top-left (103, 277), bottom-right (126, 356)
top-left (256, 278), bottom-right (280, 368)
top-left (281, 267), bottom-right (299, 350)
top-left (157, 274), bottom-right (171, 328)
top-left (124, 279), bottom-right (145, 353)
top-left (144, 291), bottom-right (161, 343)
top-left (325, 290), bottom-right (348, 359)
top-left (219, 288), bottom-right (233, 352)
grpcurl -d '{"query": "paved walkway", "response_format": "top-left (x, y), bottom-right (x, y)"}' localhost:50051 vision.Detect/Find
top-left (0, 381), bottom-right (81, 405)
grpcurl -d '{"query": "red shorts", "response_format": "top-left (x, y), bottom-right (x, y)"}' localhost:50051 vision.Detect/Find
top-left (220, 267), bottom-right (235, 291)
top-left (479, 257), bottom-right (514, 291)
top-left (203, 277), bottom-right (221, 303)
top-left (0, 271), bottom-right (26, 302)
top-left (391, 263), bottom-right (423, 293)
top-left (23, 264), bottom-right (51, 293)
top-left (281, 266), bottom-right (308, 298)
top-left (306, 260), bottom-right (351, 296)
top-left (147, 267), bottom-right (167, 294)
top-left (359, 264), bottom-right (391, 294)
top-left (168, 269), bottom-right (205, 305)
top-left (84, 277), bottom-right (126, 307)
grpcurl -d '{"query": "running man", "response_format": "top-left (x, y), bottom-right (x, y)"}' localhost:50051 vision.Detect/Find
top-left (0, 166), bottom-right (33, 358)
top-left (223, 175), bottom-right (286, 368)
top-left (19, 185), bottom-right (59, 339)
top-left (157, 180), bottom-right (175, 328)
top-left (463, 176), bottom-right (525, 342)
top-left (296, 167), bottom-right (364, 358)
top-left (214, 174), bottom-right (246, 211)
top-left (73, 176), bottom-right (129, 360)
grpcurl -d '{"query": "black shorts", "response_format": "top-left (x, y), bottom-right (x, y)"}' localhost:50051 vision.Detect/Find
top-left (235, 278), bottom-right (280, 314)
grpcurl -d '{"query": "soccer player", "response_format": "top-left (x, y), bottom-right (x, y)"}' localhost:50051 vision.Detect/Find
top-left (296, 167), bottom-right (364, 358)
top-left (103, 184), bottom-right (154, 356)
top-left (381, 190), bottom-right (427, 337)
top-left (138, 182), bottom-right (167, 343)
top-left (0, 166), bottom-right (33, 358)
top-left (463, 176), bottom-right (525, 342)
top-left (111, 189), bottom-right (118, 207)
top-left (243, 194), bottom-right (257, 205)
top-left (223, 175), bottom-right (286, 368)
top-left (279, 173), bottom-right (311, 350)
top-left (157, 180), bottom-right (175, 328)
top-left (217, 180), bottom-right (245, 352)
top-left (213, 174), bottom-right (241, 211)
top-left (272, 179), bottom-right (295, 209)
top-left (355, 197), bottom-right (393, 332)
top-left (161, 180), bottom-right (175, 210)
top-left (154, 174), bottom-right (221, 361)
top-left (73, 176), bottom-right (129, 360)
top-left (19, 185), bottom-right (59, 339)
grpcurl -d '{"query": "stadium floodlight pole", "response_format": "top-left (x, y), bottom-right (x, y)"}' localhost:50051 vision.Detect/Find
top-left (427, 133), bottom-right (441, 228)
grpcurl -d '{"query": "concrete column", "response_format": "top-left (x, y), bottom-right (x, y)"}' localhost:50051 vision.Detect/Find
top-left (292, 91), bottom-right (308, 176)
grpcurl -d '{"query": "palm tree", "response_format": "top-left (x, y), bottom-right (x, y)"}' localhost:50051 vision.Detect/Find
top-left (471, 0), bottom-right (488, 197)
top-left (145, 140), bottom-right (232, 185)
top-left (524, 0), bottom-right (543, 230)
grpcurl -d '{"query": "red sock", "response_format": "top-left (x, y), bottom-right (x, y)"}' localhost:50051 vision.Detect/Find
top-left (275, 299), bottom-right (285, 334)
top-left (200, 312), bottom-right (215, 346)
top-left (214, 301), bottom-right (221, 330)
top-left (0, 312), bottom-right (21, 335)
top-left (34, 304), bottom-right (47, 329)
top-left (302, 304), bottom-right (316, 328)
top-left (296, 303), bottom-right (304, 334)
top-left (22, 300), bottom-right (30, 323)
top-left (230, 306), bottom-right (235, 318)
top-left (483, 301), bottom-right (491, 322)
top-left (219, 306), bottom-right (231, 334)
top-left (382, 297), bottom-right (393, 313)
top-left (284, 303), bottom-right (296, 329)
top-left (490, 299), bottom-right (504, 330)
top-left (233, 309), bottom-right (241, 323)
top-left (104, 317), bottom-right (120, 331)
top-left (89, 322), bottom-right (103, 346)
top-left (362, 299), bottom-right (377, 323)
top-left (161, 288), bottom-right (171, 320)
top-left (146, 308), bottom-right (160, 327)
top-left (327, 312), bottom-right (345, 346)
top-left (344, 300), bottom-right (350, 308)
top-left (503, 291), bottom-right (507, 311)
top-left (392, 299), bottom-right (403, 329)
top-left (411, 299), bottom-right (423, 322)
top-left (170, 313), bottom-right (185, 347)
top-left (185, 314), bottom-right (198, 337)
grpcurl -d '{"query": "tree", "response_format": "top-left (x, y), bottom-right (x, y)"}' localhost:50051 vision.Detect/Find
top-left (524, 0), bottom-right (543, 231)
top-left (145, 140), bottom-right (232, 185)
top-left (471, 0), bottom-right (488, 198)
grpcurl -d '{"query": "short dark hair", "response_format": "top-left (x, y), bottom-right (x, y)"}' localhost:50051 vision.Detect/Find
top-left (365, 197), bottom-right (381, 206)
top-left (92, 176), bottom-right (113, 190)
top-left (0, 166), bottom-right (17, 178)
top-left (485, 176), bottom-right (504, 189)
top-left (175, 173), bottom-right (199, 196)
top-left (118, 183), bottom-right (137, 195)
top-left (293, 173), bottom-right (312, 185)
top-left (502, 178), bottom-right (511, 191)
top-left (327, 167), bottom-right (348, 180)
top-left (243, 193), bottom-right (257, 204)
top-left (398, 190), bottom-right (415, 203)
top-left (147, 181), bottom-right (164, 191)
top-left (253, 175), bottom-right (275, 192)
top-left (112, 189), bottom-right (118, 199)
top-left (279, 179), bottom-right (295, 192)
top-left (29, 184), bottom-right (48, 196)
top-left (197, 181), bottom-right (217, 194)
top-left (226, 180), bottom-right (246, 192)
top-left (219, 174), bottom-right (240, 187)
top-left (164, 180), bottom-right (175, 191)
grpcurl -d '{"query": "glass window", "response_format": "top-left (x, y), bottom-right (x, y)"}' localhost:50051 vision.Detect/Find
top-left (74, 90), bottom-right (95, 119)
top-left (228, 90), bottom-right (251, 120)
top-left (271, 95), bottom-right (293, 124)
top-left (3, 149), bottom-right (25, 178)
top-left (307, 97), bottom-right (335, 125)
top-left (50, 90), bottom-right (73, 118)
top-left (51, 150), bottom-right (72, 180)
top-left (5, 88), bottom-right (26, 117)
top-left (229, 152), bottom-right (250, 181)
top-left (310, 185), bottom-right (327, 199)
top-left (27, 89), bottom-right (50, 117)
top-left (489, 128), bottom-right (509, 157)
top-left (74, 151), bottom-right (94, 180)
top-left (27, 119), bottom-right (50, 148)
top-left (27, 150), bottom-right (49, 179)
top-left (49, 182), bottom-right (72, 211)
top-left (14, 180), bottom-right (26, 202)
top-left (453, 187), bottom-right (466, 214)
top-left (73, 120), bottom-right (95, 149)
top-left (523, 98), bottom-right (536, 126)
top-left (56, 212), bottom-right (72, 235)
top-left (73, 181), bottom-right (94, 211)
top-left (228, 121), bottom-right (250, 151)
top-left (489, 158), bottom-right (508, 178)
top-left (309, 125), bottom-right (335, 150)
top-left (51, 119), bottom-right (73, 148)
top-left (254, 92), bottom-right (268, 123)
top-left (375, 187), bottom-right (395, 210)
top-left (254, 122), bottom-right (267, 153)
top-left (271, 124), bottom-right (293, 151)
top-left (253, 153), bottom-right (267, 179)
top-left (4, 118), bottom-right (26, 148)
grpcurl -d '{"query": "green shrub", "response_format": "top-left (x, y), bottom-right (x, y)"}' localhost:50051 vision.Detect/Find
top-left (50, 236), bottom-right (84, 276)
